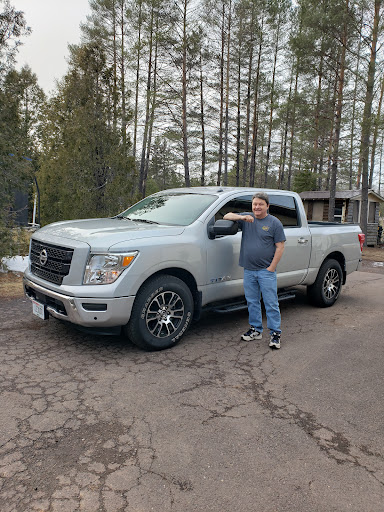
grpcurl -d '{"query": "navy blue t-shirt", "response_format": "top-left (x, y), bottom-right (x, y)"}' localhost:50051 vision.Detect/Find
top-left (237, 213), bottom-right (286, 270)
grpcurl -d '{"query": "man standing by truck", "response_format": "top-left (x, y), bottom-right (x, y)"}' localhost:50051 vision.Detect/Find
top-left (223, 192), bottom-right (286, 349)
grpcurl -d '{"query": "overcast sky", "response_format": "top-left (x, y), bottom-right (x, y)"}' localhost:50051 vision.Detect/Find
top-left (14, 0), bottom-right (91, 93)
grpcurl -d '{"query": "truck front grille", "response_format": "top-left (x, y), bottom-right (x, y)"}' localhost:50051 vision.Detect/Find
top-left (30, 240), bottom-right (74, 285)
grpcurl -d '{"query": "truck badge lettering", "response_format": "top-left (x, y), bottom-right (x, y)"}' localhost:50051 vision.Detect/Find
top-left (210, 275), bottom-right (231, 283)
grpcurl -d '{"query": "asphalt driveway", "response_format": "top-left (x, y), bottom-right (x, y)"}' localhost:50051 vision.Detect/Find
top-left (1, 270), bottom-right (384, 512)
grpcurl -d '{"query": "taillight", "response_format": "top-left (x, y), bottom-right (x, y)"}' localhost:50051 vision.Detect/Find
top-left (358, 233), bottom-right (365, 252)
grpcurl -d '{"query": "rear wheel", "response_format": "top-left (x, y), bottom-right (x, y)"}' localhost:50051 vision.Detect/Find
top-left (125, 275), bottom-right (194, 351)
top-left (307, 259), bottom-right (343, 307)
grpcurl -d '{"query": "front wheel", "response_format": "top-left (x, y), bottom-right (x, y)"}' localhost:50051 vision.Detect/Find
top-left (124, 275), bottom-right (194, 351)
top-left (307, 259), bottom-right (343, 307)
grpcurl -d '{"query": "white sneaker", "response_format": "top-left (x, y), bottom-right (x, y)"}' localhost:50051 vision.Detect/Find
top-left (269, 331), bottom-right (281, 349)
top-left (241, 327), bottom-right (262, 341)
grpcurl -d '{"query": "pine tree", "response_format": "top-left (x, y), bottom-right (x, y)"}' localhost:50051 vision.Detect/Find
top-left (38, 43), bottom-right (135, 223)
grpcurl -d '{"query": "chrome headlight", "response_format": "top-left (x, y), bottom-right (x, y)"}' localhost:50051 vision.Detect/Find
top-left (83, 252), bottom-right (138, 285)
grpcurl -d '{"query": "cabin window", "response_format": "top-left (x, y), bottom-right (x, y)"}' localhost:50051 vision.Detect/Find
top-left (333, 200), bottom-right (344, 223)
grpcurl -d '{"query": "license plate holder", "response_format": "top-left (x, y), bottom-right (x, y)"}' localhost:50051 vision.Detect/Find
top-left (32, 299), bottom-right (48, 320)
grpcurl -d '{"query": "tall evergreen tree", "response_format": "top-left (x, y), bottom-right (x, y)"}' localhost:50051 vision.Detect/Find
top-left (0, 1), bottom-right (34, 257)
top-left (38, 43), bottom-right (135, 223)
top-left (0, 0), bottom-right (30, 75)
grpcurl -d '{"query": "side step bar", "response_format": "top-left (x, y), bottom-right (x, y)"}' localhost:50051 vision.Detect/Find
top-left (278, 290), bottom-right (297, 302)
top-left (205, 289), bottom-right (297, 315)
top-left (210, 300), bottom-right (248, 314)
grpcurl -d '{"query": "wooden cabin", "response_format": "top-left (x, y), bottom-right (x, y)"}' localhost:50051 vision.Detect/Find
top-left (299, 189), bottom-right (384, 246)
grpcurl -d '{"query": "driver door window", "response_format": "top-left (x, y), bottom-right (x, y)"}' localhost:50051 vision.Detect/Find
top-left (215, 197), bottom-right (253, 222)
top-left (215, 194), bottom-right (299, 228)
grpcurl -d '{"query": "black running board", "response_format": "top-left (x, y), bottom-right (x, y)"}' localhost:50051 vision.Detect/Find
top-left (209, 301), bottom-right (248, 314)
top-left (205, 290), bottom-right (296, 315)
top-left (278, 290), bottom-right (297, 302)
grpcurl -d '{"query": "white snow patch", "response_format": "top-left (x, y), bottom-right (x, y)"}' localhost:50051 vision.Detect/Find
top-left (1, 256), bottom-right (29, 273)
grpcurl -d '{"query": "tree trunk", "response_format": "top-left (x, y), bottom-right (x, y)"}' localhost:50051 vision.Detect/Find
top-left (350, 8), bottom-right (363, 189)
top-left (313, 49), bottom-right (324, 174)
top-left (379, 132), bottom-right (384, 195)
top-left (223, 0), bottom-right (232, 186)
top-left (278, 62), bottom-right (294, 189)
top-left (369, 74), bottom-right (384, 188)
top-left (143, 13), bottom-right (159, 197)
top-left (112, 0), bottom-right (118, 133)
top-left (264, 18), bottom-right (280, 187)
top-left (287, 60), bottom-right (299, 190)
top-left (181, 0), bottom-right (190, 186)
top-left (217, 2), bottom-right (225, 186)
top-left (235, 15), bottom-right (243, 187)
top-left (249, 18), bottom-right (263, 187)
top-left (328, 1), bottom-right (348, 222)
top-left (133, 0), bottom-right (143, 160)
top-left (138, 4), bottom-right (154, 196)
top-left (359, 0), bottom-right (381, 243)
top-left (199, 51), bottom-right (206, 186)
top-left (119, 0), bottom-right (127, 152)
top-left (242, 3), bottom-right (255, 186)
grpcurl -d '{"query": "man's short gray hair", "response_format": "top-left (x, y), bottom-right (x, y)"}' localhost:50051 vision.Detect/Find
top-left (252, 192), bottom-right (269, 205)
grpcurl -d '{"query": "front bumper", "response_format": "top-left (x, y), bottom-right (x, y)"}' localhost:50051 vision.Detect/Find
top-left (23, 277), bottom-right (135, 327)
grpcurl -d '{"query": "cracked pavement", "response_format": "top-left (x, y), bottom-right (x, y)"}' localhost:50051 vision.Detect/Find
top-left (1, 270), bottom-right (384, 511)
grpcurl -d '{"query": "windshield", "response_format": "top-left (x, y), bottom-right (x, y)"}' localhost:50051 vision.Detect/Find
top-left (119, 193), bottom-right (217, 226)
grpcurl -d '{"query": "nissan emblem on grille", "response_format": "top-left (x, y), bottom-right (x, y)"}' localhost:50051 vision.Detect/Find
top-left (39, 249), bottom-right (48, 266)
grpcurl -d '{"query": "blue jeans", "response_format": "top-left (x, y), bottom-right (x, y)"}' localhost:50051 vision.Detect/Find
top-left (243, 268), bottom-right (281, 334)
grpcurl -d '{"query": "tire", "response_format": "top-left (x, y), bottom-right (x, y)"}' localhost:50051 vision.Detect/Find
top-left (307, 258), bottom-right (343, 308)
top-left (125, 275), bottom-right (194, 351)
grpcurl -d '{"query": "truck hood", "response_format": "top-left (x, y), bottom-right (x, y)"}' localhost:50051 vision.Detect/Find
top-left (35, 218), bottom-right (185, 250)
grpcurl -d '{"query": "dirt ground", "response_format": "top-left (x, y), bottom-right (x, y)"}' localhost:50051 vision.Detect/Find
top-left (1, 246), bottom-right (383, 300)
top-left (0, 271), bottom-right (25, 299)
top-left (360, 245), bottom-right (384, 273)
top-left (361, 245), bottom-right (384, 261)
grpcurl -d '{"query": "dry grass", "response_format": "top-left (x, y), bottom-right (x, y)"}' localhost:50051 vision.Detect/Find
top-left (362, 245), bottom-right (384, 262)
top-left (0, 272), bottom-right (25, 299)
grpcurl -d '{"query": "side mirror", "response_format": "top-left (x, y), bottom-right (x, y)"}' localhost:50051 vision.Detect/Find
top-left (208, 219), bottom-right (239, 239)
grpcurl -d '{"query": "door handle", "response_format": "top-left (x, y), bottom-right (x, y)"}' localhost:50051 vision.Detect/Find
top-left (298, 237), bottom-right (309, 244)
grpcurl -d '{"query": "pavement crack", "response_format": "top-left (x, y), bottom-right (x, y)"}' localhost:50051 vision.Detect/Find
top-left (238, 351), bottom-right (384, 487)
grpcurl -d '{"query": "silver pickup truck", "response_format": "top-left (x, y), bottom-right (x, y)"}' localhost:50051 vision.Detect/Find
top-left (23, 187), bottom-right (364, 350)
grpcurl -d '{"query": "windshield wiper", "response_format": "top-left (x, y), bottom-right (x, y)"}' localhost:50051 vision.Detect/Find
top-left (114, 214), bottom-right (132, 220)
top-left (133, 218), bottom-right (159, 225)
top-left (114, 215), bottom-right (158, 224)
